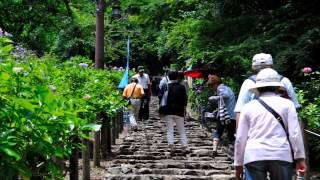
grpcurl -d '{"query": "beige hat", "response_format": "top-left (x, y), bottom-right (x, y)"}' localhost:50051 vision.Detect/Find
top-left (252, 53), bottom-right (273, 67)
top-left (250, 68), bottom-right (284, 90)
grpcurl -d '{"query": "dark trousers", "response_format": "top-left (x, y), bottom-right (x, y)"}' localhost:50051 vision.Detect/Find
top-left (139, 89), bottom-right (150, 120)
top-left (212, 120), bottom-right (236, 142)
top-left (245, 160), bottom-right (293, 180)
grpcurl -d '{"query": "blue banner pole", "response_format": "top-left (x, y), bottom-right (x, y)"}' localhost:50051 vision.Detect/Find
top-left (118, 37), bottom-right (131, 89)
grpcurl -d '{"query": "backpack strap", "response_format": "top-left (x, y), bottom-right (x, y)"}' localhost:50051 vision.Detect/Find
top-left (279, 75), bottom-right (284, 81)
top-left (247, 75), bottom-right (257, 83)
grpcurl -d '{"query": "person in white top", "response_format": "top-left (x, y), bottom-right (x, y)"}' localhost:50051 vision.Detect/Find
top-left (132, 66), bottom-right (152, 120)
top-left (234, 53), bottom-right (300, 130)
top-left (234, 68), bottom-right (306, 180)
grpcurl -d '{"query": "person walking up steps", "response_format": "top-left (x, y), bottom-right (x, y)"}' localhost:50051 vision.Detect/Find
top-left (234, 53), bottom-right (300, 130)
top-left (123, 77), bottom-right (145, 131)
top-left (207, 74), bottom-right (236, 156)
top-left (159, 70), bottom-right (188, 155)
top-left (234, 68), bottom-right (307, 180)
top-left (132, 66), bottom-right (152, 121)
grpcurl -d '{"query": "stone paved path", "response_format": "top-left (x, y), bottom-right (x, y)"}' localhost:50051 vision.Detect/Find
top-left (104, 97), bottom-right (235, 180)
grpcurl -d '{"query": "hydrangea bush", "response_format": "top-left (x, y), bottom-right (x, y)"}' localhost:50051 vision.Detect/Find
top-left (0, 37), bottom-right (124, 179)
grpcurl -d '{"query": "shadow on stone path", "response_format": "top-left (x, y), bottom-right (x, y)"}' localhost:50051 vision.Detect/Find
top-left (104, 96), bottom-right (235, 180)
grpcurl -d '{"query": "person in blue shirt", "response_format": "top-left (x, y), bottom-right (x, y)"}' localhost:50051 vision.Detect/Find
top-left (207, 74), bottom-right (236, 155)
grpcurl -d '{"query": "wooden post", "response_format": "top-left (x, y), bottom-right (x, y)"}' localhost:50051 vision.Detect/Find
top-left (69, 146), bottom-right (79, 180)
top-left (93, 131), bottom-right (101, 167)
top-left (82, 133), bottom-right (90, 180)
top-left (101, 115), bottom-right (108, 159)
top-left (115, 112), bottom-right (120, 139)
top-left (119, 110), bottom-right (123, 133)
top-left (93, 112), bottom-right (102, 167)
top-left (106, 118), bottom-right (112, 153)
top-left (112, 116), bottom-right (116, 145)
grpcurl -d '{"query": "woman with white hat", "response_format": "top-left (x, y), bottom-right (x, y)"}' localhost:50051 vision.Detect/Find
top-left (234, 68), bottom-right (306, 180)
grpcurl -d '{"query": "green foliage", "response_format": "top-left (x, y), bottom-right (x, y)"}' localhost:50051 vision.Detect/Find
top-left (297, 71), bottom-right (320, 159)
top-left (188, 80), bottom-right (214, 112)
top-left (0, 37), bottom-right (123, 178)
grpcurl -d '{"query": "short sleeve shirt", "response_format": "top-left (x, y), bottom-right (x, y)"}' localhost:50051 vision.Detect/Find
top-left (234, 79), bottom-right (255, 113)
top-left (234, 76), bottom-right (301, 113)
top-left (133, 73), bottom-right (151, 89)
top-left (123, 83), bottom-right (145, 99)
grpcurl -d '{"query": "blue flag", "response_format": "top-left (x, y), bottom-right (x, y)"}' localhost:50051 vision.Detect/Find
top-left (118, 38), bottom-right (131, 89)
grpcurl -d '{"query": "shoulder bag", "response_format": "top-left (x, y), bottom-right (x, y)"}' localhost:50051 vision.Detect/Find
top-left (127, 83), bottom-right (137, 106)
top-left (257, 98), bottom-right (295, 163)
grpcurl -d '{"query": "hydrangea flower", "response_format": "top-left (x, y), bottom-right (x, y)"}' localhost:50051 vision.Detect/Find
top-left (196, 86), bottom-right (204, 93)
top-left (12, 67), bottom-right (23, 74)
top-left (303, 67), bottom-right (312, 73)
top-left (83, 94), bottom-right (91, 100)
top-left (79, 63), bottom-right (89, 68)
top-left (49, 85), bottom-right (56, 91)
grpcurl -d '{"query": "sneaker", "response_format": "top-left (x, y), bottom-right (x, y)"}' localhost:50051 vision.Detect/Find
top-left (169, 144), bottom-right (175, 154)
top-left (212, 146), bottom-right (218, 157)
top-left (181, 146), bottom-right (189, 156)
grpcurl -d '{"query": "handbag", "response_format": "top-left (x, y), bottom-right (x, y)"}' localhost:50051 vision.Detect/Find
top-left (257, 98), bottom-right (295, 164)
top-left (127, 83), bottom-right (137, 106)
top-left (129, 114), bottom-right (137, 126)
top-left (130, 98), bottom-right (141, 106)
top-left (159, 83), bottom-right (169, 114)
top-left (218, 97), bottom-right (231, 125)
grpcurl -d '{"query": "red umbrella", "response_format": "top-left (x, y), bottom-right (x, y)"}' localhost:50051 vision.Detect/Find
top-left (184, 69), bottom-right (207, 78)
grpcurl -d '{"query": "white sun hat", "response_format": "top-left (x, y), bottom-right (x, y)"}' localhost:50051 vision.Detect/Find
top-left (250, 68), bottom-right (285, 90)
top-left (252, 53), bottom-right (273, 67)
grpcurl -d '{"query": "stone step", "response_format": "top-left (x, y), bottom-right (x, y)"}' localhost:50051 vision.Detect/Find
top-left (107, 167), bottom-right (231, 176)
top-left (104, 174), bottom-right (234, 180)
top-left (111, 159), bottom-right (232, 165)
top-left (102, 97), bottom-right (234, 180)
top-left (108, 162), bottom-right (231, 171)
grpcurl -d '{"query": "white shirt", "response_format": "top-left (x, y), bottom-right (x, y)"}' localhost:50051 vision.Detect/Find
top-left (133, 73), bottom-right (151, 89)
top-left (234, 77), bottom-right (301, 113)
top-left (234, 79), bottom-right (255, 113)
top-left (234, 92), bottom-right (305, 166)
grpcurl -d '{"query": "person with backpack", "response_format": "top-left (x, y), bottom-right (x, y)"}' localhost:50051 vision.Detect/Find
top-left (207, 74), bottom-right (236, 156)
top-left (234, 53), bottom-right (300, 130)
top-left (159, 70), bottom-right (188, 155)
top-left (234, 68), bottom-right (306, 180)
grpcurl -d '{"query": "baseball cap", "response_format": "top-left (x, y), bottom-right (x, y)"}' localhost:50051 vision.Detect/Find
top-left (252, 53), bottom-right (273, 67)
top-left (137, 66), bottom-right (144, 72)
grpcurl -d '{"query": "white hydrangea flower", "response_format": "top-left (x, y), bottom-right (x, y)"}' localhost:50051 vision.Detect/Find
top-left (12, 67), bottom-right (23, 74)
top-left (49, 85), bottom-right (56, 91)
top-left (79, 63), bottom-right (89, 68)
top-left (83, 94), bottom-right (91, 100)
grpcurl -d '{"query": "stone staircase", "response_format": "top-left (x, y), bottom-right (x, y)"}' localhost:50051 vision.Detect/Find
top-left (104, 97), bottom-right (235, 180)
